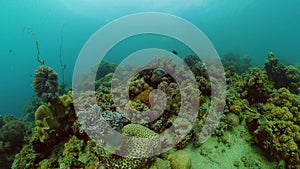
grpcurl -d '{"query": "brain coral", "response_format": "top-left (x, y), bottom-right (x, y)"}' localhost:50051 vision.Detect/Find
top-left (33, 65), bottom-right (58, 102)
top-left (117, 124), bottom-right (160, 158)
top-left (100, 124), bottom-right (158, 169)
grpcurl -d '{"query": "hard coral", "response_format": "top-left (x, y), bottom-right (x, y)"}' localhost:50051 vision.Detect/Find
top-left (132, 87), bottom-right (153, 107)
top-left (118, 123), bottom-right (160, 158)
top-left (77, 104), bottom-right (124, 146)
top-left (100, 124), bottom-right (158, 169)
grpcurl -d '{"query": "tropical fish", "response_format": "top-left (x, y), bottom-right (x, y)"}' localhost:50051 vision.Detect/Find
top-left (172, 50), bottom-right (178, 55)
top-left (155, 69), bottom-right (166, 76)
top-left (258, 114), bottom-right (267, 124)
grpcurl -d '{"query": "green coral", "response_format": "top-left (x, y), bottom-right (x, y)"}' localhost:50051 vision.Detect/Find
top-left (11, 144), bottom-right (37, 169)
top-left (247, 88), bottom-right (300, 167)
top-left (35, 104), bottom-right (60, 143)
top-left (0, 116), bottom-right (30, 168)
top-left (96, 60), bottom-right (116, 81)
top-left (286, 65), bottom-right (300, 93)
top-left (264, 52), bottom-right (300, 94)
top-left (241, 67), bottom-right (273, 104)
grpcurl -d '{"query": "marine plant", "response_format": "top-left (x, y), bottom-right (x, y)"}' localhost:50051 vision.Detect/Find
top-left (24, 27), bottom-right (44, 65)
top-left (58, 24), bottom-right (67, 95)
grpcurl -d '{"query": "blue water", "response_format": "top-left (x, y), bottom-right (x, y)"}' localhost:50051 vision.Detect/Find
top-left (1, 0), bottom-right (300, 116)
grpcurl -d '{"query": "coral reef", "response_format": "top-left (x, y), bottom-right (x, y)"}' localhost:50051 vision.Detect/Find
top-left (240, 67), bottom-right (273, 104)
top-left (110, 122), bottom-right (160, 155)
top-left (149, 157), bottom-right (171, 169)
top-left (247, 88), bottom-right (300, 167)
top-left (221, 52), bottom-right (252, 74)
top-left (76, 60), bottom-right (116, 92)
top-left (183, 55), bottom-right (211, 95)
top-left (9, 52), bottom-right (300, 169)
top-left (77, 104), bottom-right (124, 145)
top-left (0, 116), bottom-right (30, 168)
top-left (23, 97), bottom-right (43, 122)
top-left (264, 52), bottom-right (300, 94)
top-left (96, 60), bottom-right (116, 80)
top-left (132, 87), bottom-right (153, 107)
top-left (183, 55), bottom-right (208, 78)
top-left (34, 91), bottom-right (75, 144)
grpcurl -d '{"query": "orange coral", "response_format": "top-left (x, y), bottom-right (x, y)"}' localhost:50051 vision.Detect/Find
top-left (133, 87), bottom-right (153, 107)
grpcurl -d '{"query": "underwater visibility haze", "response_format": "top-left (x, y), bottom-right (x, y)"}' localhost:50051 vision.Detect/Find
top-left (0, 0), bottom-right (300, 168)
